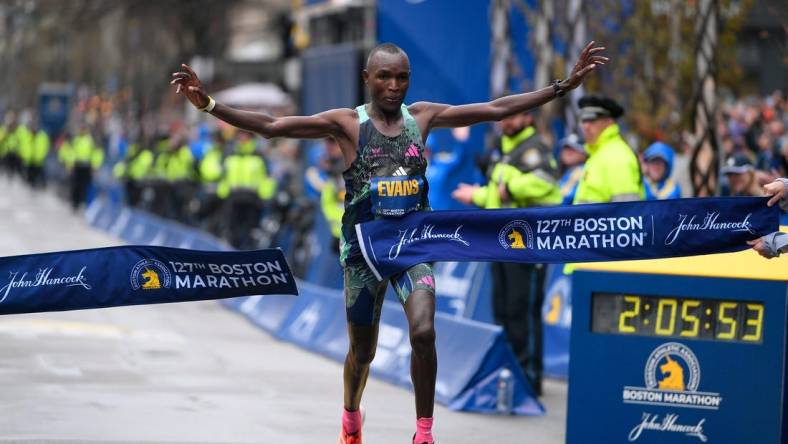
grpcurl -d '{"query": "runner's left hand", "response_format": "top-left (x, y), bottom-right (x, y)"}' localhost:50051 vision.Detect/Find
top-left (561, 41), bottom-right (608, 91)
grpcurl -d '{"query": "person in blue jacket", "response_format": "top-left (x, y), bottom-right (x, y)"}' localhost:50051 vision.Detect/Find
top-left (557, 133), bottom-right (587, 205)
top-left (642, 141), bottom-right (681, 200)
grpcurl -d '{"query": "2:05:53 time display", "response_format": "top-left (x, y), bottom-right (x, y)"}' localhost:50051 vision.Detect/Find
top-left (591, 293), bottom-right (764, 343)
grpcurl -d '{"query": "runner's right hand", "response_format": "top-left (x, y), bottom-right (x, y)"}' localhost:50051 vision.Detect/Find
top-left (171, 64), bottom-right (210, 110)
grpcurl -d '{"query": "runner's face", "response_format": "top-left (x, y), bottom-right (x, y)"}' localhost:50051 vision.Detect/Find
top-left (364, 52), bottom-right (410, 114)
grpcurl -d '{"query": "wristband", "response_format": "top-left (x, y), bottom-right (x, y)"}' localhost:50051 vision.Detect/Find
top-left (198, 96), bottom-right (216, 113)
top-left (551, 79), bottom-right (566, 98)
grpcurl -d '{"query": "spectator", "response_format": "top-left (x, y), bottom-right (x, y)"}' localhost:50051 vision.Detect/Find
top-left (557, 133), bottom-right (586, 205)
top-left (721, 153), bottom-right (760, 197)
top-left (642, 142), bottom-right (681, 200)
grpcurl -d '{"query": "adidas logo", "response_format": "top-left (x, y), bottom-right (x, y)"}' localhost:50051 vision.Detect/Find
top-left (393, 167), bottom-right (408, 176)
top-left (405, 144), bottom-right (420, 157)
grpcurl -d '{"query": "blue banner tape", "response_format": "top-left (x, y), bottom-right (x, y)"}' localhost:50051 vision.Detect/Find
top-left (356, 197), bottom-right (779, 280)
top-left (0, 246), bottom-right (298, 315)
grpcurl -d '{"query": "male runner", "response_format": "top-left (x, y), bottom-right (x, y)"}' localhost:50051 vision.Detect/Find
top-left (171, 41), bottom-right (606, 444)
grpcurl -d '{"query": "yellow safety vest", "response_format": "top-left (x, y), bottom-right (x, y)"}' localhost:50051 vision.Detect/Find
top-left (573, 124), bottom-right (643, 204)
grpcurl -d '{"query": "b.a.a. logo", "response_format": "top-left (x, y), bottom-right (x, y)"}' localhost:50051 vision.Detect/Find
top-left (498, 220), bottom-right (534, 250)
top-left (622, 342), bottom-right (722, 410)
top-left (130, 259), bottom-right (172, 291)
top-left (656, 354), bottom-right (686, 391)
top-left (645, 343), bottom-right (699, 392)
top-left (141, 268), bottom-right (161, 289)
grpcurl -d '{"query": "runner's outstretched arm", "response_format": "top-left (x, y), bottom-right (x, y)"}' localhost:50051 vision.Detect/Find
top-left (415, 41), bottom-right (607, 130)
top-left (170, 64), bottom-right (353, 140)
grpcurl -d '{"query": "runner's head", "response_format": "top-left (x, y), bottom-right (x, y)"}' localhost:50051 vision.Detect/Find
top-left (363, 43), bottom-right (410, 114)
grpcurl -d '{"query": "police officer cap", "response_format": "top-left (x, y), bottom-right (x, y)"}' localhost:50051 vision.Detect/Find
top-left (578, 95), bottom-right (625, 120)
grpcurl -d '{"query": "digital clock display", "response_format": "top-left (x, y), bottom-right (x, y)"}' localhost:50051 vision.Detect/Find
top-left (591, 293), bottom-right (764, 343)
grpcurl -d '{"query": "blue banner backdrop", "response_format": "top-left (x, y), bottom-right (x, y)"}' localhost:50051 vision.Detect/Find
top-left (356, 197), bottom-right (778, 280)
top-left (0, 246), bottom-right (297, 315)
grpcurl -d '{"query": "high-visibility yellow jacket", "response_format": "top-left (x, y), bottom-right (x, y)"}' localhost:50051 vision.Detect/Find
top-left (199, 145), bottom-right (224, 184)
top-left (217, 151), bottom-right (276, 200)
top-left (472, 127), bottom-right (561, 208)
top-left (30, 130), bottom-right (50, 167)
top-left (320, 178), bottom-right (345, 239)
top-left (573, 124), bottom-right (643, 204)
top-left (113, 144), bottom-right (154, 180)
top-left (13, 125), bottom-right (34, 164)
top-left (0, 126), bottom-right (8, 157)
top-left (66, 133), bottom-right (104, 170)
top-left (153, 145), bottom-right (194, 181)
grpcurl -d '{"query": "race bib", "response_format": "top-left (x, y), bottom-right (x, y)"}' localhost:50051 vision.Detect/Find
top-left (371, 175), bottom-right (424, 217)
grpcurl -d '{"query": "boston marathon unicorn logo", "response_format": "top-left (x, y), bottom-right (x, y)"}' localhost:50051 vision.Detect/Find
top-left (645, 343), bottom-right (699, 393)
top-left (141, 268), bottom-right (161, 290)
top-left (130, 259), bottom-right (171, 291)
top-left (508, 230), bottom-right (527, 249)
top-left (657, 354), bottom-right (685, 391)
top-left (498, 220), bottom-right (534, 250)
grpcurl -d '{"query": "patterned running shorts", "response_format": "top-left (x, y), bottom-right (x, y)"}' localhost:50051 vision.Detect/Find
top-left (343, 261), bottom-right (435, 326)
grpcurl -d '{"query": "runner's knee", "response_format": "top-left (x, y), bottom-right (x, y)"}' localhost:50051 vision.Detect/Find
top-left (349, 340), bottom-right (376, 366)
top-left (409, 321), bottom-right (435, 352)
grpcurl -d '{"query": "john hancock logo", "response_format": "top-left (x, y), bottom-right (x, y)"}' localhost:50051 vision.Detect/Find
top-left (498, 220), bottom-right (534, 250)
top-left (664, 212), bottom-right (755, 245)
top-left (130, 259), bottom-right (171, 291)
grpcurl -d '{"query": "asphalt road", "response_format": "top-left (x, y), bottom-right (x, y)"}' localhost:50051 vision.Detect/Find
top-left (0, 179), bottom-right (567, 443)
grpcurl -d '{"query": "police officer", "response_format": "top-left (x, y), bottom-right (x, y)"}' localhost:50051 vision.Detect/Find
top-left (642, 141), bottom-right (681, 200)
top-left (112, 142), bottom-right (154, 207)
top-left (28, 126), bottom-right (50, 188)
top-left (152, 135), bottom-right (195, 220)
top-left (65, 125), bottom-right (104, 210)
top-left (196, 132), bottom-right (225, 234)
top-left (557, 133), bottom-right (587, 205)
top-left (216, 132), bottom-right (276, 249)
top-left (452, 110), bottom-right (560, 396)
top-left (8, 121), bottom-right (33, 180)
top-left (574, 96), bottom-right (642, 203)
